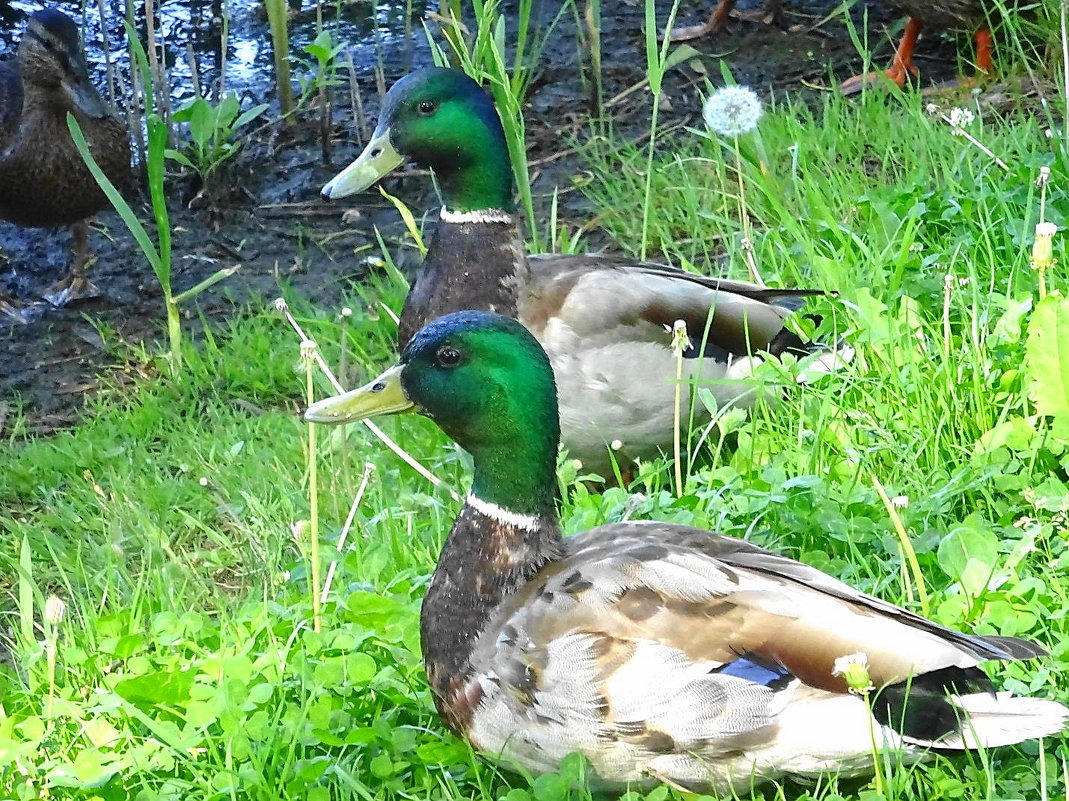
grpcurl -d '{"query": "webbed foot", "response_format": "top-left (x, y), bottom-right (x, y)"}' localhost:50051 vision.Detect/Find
top-left (0, 293), bottom-right (43, 325)
top-left (42, 272), bottom-right (100, 307)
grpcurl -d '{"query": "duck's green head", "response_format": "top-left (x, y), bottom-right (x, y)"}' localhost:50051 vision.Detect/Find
top-left (305, 311), bottom-right (558, 514)
top-left (20, 9), bottom-right (109, 118)
top-left (321, 67), bottom-right (514, 214)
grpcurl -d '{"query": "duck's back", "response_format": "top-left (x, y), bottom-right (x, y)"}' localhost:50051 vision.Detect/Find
top-left (460, 520), bottom-right (1063, 792)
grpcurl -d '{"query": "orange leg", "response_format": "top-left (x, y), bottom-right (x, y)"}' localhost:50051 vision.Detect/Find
top-left (840, 17), bottom-right (923, 95)
top-left (974, 28), bottom-right (993, 74)
top-left (669, 0), bottom-right (737, 41)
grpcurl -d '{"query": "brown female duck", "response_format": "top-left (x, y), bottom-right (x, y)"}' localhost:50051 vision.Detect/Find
top-left (0, 9), bottom-right (130, 321)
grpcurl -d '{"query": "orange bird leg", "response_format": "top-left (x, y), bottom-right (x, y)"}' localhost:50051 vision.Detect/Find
top-left (669, 0), bottom-right (738, 41)
top-left (840, 16), bottom-right (923, 95)
top-left (974, 28), bottom-right (993, 74)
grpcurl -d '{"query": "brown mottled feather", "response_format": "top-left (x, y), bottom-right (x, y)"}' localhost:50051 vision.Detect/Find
top-left (891, 0), bottom-right (985, 31)
top-left (420, 511), bottom-right (1064, 792)
top-left (0, 13), bottom-right (130, 233)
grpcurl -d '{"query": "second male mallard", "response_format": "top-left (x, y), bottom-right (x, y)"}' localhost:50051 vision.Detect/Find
top-left (322, 68), bottom-right (840, 474)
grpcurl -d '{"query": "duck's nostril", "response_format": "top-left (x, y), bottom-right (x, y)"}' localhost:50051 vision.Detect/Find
top-left (370, 148), bottom-right (382, 158)
top-left (372, 382), bottom-right (386, 392)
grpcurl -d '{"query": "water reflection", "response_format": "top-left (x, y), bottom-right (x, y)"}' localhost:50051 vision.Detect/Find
top-left (0, 0), bottom-right (432, 108)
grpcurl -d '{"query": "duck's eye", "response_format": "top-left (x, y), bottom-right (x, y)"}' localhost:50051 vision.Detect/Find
top-left (417, 99), bottom-right (437, 116)
top-left (435, 346), bottom-right (462, 367)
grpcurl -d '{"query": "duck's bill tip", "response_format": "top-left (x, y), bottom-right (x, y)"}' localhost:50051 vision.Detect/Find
top-left (303, 364), bottom-right (415, 424)
top-left (321, 129), bottom-right (404, 201)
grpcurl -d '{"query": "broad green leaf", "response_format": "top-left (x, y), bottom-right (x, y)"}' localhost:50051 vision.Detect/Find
top-left (1027, 295), bottom-right (1069, 419)
top-left (114, 669), bottom-right (195, 706)
top-left (937, 519), bottom-right (998, 584)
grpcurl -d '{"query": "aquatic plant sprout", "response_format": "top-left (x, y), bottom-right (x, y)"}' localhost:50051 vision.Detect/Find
top-left (702, 86), bottom-right (763, 137)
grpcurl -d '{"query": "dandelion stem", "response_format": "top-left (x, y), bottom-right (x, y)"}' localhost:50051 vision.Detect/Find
top-left (733, 137), bottom-right (764, 286)
top-left (873, 475), bottom-right (930, 616)
top-left (671, 320), bottom-right (687, 498)
top-left (304, 342), bottom-right (322, 634)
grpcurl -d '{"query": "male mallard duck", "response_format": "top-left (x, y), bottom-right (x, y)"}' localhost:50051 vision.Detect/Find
top-left (840, 0), bottom-right (992, 94)
top-left (321, 67), bottom-right (841, 475)
top-left (670, 0), bottom-right (784, 41)
top-left (0, 9), bottom-right (131, 321)
top-left (305, 309), bottom-right (1067, 793)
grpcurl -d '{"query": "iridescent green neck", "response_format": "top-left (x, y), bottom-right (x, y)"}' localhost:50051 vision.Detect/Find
top-left (435, 139), bottom-right (515, 215)
top-left (467, 423), bottom-right (558, 518)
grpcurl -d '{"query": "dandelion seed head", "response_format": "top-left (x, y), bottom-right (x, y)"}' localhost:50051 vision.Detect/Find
top-left (703, 86), bottom-right (763, 137)
top-left (611, 439), bottom-right (623, 451)
top-left (890, 495), bottom-right (909, 508)
top-left (1037, 222), bottom-right (1058, 238)
top-left (273, 298), bottom-right (289, 313)
top-left (341, 307), bottom-right (353, 318)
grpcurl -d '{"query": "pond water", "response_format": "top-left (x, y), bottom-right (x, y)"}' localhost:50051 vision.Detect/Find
top-left (0, 0), bottom-right (435, 110)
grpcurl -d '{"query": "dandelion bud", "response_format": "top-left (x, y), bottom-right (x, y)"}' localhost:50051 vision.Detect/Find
top-left (1032, 222), bottom-right (1057, 273)
top-left (702, 86), bottom-right (763, 137)
top-left (832, 652), bottom-right (874, 695)
top-left (44, 595), bottom-right (66, 624)
top-left (671, 319), bottom-right (691, 354)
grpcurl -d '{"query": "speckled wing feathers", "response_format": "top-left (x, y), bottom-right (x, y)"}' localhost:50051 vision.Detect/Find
top-left (462, 521), bottom-right (1050, 790)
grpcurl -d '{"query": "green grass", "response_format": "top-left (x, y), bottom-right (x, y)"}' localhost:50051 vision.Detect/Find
top-left (2, 16), bottom-right (1069, 801)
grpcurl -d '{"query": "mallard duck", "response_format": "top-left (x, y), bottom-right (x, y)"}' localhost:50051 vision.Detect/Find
top-left (840, 0), bottom-right (992, 94)
top-left (305, 309), bottom-right (1066, 793)
top-left (0, 9), bottom-right (131, 322)
top-left (670, 0), bottom-right (784, 41)
top-left (321, 67), bottom-right (842, 475)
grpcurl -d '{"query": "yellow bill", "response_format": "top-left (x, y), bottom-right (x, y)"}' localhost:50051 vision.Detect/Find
top-left (304, 364), bottom-right (415, 424)
top-left (321, 128), bottom-right (404, 201)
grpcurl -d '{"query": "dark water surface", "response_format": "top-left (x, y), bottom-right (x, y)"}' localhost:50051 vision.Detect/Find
top-left (0, 0), bottom-right (434, 108)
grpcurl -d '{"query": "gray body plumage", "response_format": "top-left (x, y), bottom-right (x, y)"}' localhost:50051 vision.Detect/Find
top-left (424, 511), bottom-right (1067, 794)
top-left (400, 213), bottom-right (831, 474)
